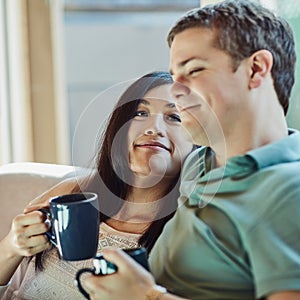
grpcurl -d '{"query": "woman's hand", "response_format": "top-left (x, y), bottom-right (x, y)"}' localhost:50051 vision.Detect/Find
top-left (0, 210), bottom-right (50, 285)
top-left (0, 177), bottom-right (79, 285)
top-left (5, 210), bottom-right (50, 258)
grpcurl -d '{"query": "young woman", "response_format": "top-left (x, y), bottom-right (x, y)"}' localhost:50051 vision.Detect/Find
top-left (0, 71), bottom-right (193, 299)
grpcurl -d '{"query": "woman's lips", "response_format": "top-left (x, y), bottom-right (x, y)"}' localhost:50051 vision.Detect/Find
top-left (136, 141), bottom-right (170, 152)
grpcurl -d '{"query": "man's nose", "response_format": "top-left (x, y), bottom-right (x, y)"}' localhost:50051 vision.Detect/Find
top-left (170, 81), bottom-right (191, 100)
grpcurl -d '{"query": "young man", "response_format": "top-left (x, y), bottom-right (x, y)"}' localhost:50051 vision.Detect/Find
top-left (83, 1), bottom-right (300, 299)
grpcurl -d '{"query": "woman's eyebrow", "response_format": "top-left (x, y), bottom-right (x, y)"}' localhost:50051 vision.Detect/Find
top-left (139, 99), bottom-right (150, 105)
top-left (139, 99), bottom-right (176, 109)
top-left (166, 102), bottom-right (176, 108)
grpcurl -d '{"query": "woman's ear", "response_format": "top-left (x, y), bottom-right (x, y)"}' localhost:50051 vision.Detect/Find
top-left (248, 49), bottom-right (273, 89)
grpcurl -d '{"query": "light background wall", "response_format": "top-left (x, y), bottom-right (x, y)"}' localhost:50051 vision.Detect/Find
top-left (1, 0), bottom-right (299, 166)
top-left (64, 11), bottom-right (188, 166)
top-left (64, 1), bottom-right (300, 167)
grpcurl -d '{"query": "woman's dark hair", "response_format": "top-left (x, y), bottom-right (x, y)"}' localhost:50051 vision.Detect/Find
top-left (35, 71), bottom-right (189, 270)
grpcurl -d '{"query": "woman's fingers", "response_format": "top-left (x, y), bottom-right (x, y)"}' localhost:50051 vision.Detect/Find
top-left (16, 232), bottom-right (49, 248)
top-left (23, 204), bottom-right (48, 214)
top-left (9, 211), bottom-right (50, 256)
top-left (14, 238), bottom-right (50, 256)
top-left (13, 211), bottom-right (46, 228)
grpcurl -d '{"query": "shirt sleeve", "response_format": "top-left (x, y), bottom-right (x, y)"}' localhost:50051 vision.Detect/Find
top-left (246, 192), bottom-right (300, 298)
top-left (0, 259), bottom-right (29, 299)
top-left (0, 282), bottom-right (10, 299)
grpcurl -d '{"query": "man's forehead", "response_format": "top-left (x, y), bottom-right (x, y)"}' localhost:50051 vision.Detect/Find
top-left (169, 28), bottom-right (217, 74)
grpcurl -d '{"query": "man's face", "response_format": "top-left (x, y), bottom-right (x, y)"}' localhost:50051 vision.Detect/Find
top-left (169, 27), bottom-right (249, 147)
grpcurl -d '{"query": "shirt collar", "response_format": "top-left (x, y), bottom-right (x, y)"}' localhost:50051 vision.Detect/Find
top-left (200, 129), bottom-right (300, 183)
top-left (246, 129), bottom-right (300, 169)
top-left (187, 129), bottom-right (300, 206)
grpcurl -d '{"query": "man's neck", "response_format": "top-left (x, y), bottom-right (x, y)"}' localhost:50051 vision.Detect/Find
top-left (212, 119), bottom-right (288, 167)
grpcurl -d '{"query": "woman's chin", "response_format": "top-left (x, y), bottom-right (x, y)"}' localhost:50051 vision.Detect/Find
top-left (132, 168), bottom-right (179, 188)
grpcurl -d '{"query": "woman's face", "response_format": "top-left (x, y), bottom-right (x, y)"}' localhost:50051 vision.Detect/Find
top-left (127, 84), bottom-right (193, 179)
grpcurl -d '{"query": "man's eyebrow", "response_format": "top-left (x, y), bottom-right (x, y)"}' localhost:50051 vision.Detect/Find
top-left (169, 57), bottom-right (199, 75)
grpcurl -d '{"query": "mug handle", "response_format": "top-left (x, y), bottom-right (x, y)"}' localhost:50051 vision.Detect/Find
top-left (75, 268), bottom-right (95, 300)
top-left (75, 255), bottom-right (118, 299)
top-left (38, 208), bottom-right (57, 247)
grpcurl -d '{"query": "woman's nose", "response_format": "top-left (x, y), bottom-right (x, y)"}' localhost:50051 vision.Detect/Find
top-left (144, 115), bottom-right (166, 137)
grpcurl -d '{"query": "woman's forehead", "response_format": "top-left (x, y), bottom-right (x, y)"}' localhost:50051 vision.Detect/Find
top-left (138, 98), bottom-right (176, 109)
top-left (141, 85), bottom-right (175, 107)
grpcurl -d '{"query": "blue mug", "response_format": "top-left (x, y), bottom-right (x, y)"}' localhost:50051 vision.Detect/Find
top-left (40, 192), bottom-right (100, 261)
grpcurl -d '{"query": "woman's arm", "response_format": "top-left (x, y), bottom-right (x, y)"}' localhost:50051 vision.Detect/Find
top-left (24, 176), bottom-right (79, 212)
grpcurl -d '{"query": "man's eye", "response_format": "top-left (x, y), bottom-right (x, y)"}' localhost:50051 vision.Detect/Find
top-left (134, 110), bottom-right (148, 117)
top-left (188, 68), bottom-right (203, 76)
top-left (167, 114), bottom-right (181, 122)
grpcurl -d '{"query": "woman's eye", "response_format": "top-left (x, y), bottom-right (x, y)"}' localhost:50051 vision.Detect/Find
top-left (134, 110), bottom-right (148, 117)
top-left (167, 114), bottom-right (181, 123)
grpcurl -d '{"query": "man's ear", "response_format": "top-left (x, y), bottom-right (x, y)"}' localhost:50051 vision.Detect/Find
top-left (248, 49), bottom-right (273, 89)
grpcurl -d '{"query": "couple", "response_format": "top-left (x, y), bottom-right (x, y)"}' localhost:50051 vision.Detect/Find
top-left (80, 1), bottom-right (300, 300)
top-left (1, 0), bottom-right (300, 299)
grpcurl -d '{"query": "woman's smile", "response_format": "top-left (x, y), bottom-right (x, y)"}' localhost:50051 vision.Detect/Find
top-left (135, 140), bottom-right (171, 153)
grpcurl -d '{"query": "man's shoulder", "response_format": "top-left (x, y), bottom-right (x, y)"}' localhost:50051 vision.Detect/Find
top-left (179, 147), bottom-right (207, 197)
top-left (260, 159), bottom-right (300, 184)
top-left (182, 147), bottom-right (206, 173)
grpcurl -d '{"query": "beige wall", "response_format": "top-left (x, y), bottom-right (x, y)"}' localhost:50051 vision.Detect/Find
top-left (1, 0), bottom-right (69, 164)
top-left (27, 0), bottom-right (57, 163)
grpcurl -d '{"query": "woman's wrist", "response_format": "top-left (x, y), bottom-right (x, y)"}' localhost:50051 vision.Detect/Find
top-left (1, 234), bottom-right (22, 259)
top-left (0, 236), bottom-right (24, 285)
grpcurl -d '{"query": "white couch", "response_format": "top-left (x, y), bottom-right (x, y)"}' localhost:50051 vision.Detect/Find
top-left (0, 162), bottom-right (77, 240)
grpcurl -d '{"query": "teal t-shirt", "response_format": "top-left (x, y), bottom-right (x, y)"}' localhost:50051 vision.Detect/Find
top-left (149, 130), bottom-right (300, 299)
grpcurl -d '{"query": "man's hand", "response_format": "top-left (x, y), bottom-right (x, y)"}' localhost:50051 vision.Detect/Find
top-left (83, 248), bottom-right (156, 300)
